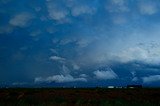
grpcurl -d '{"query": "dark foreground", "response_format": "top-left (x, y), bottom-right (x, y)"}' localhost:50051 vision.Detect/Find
top-left (0, 88), bottom-right (160, 106)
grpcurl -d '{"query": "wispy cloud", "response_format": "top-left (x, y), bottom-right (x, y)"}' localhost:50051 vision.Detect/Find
top-left (72, 63), bottom-right (80, 70)
top-left (79, 74), bottom-right (88, 78)
top-left (111, 15), bottom-right (127, 25)
top-left (131, 71), bottom-right (138, 82)
top-left (30, 30), bottom-right (41, 37)
top-left (112, 43), bottom-right (160, 64)
top-left (70, 4), bottom-right (96, 17)
top-left (93, 68), bottom-right (118, 80)
top-left (1, 0), bottom-right (160, 86)
top-left (9, 12), bottom-right (34, 27)
top-left (49, 56), bottom-right (65, 62)
top-left (142, 75), bottom-right (160, 84)
top-left (35, 74), bottom-right (87, 83)
top-left (139, 1), bottom-right (158, 15)
top-left (106, 0), bottom-right (129, 13)
top-left (46, 1), bottom-right (70, 23)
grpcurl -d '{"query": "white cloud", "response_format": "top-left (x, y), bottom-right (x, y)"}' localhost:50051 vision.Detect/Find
top-left (49, 56), bottom-right (65, 62)
top-left (75, 38), bottom-right (160, 68)
top-left (132, 77), bottom-right (138, 82)
top-left (139, 2), bottom-right (158, 15)
top-left (35, 74), bottom-right (87, 83)
top-left (50, 48), bottom-right (58, 54)
top-left (93, 68), bottom-right (118, 80)
top-left (76, 38), bottom-right (93, 48)
top-left (46, 27), bottom-right (56, 34)
top-left (62, 65), bottom-right (70, 75)
top-left (46, 0), bottom-right (96, 22)
top-left (47, 1), bottom-right (69, 23)
top-left (60, 37), bottom-right (95, 48)
top-left (131, 71), bottom-right (138, 82)
top-left (70, 23), bottom-right (160, 67)
top-left (65, 0), bottom-right (96, 17)
top-left (9, 12), bottom-right (34, 27)
top-left (52, 38), bottom-right (59, 44)
top-left (111, 43), bottom-right (160, 64)
top-left (20, 46), bottom-right (28, 51)
top-left (115, 47), bottom-right (148, 63)
top-left (112, 15), bottom-right (127, 25)
top-left (30, 30), bottom-right (41, 37)
top-left (131, 71), bottom-right (136, 77)
top-left (71, 5), bottom-right (96, 17)
top-left (79, 74), bottom-right (88, 78)
top-left (142, 75), bottom-right (160, 84)
top-left (60, 38), bottom-right (76, 45)
top-left (40, 16), bottom-right (48, 21)
top-left (35, 7), bottom-right (41, 12)
top-left (72, 63), bottom-right (80, 70)
top-left (106, 0), bottom-right (129, 13)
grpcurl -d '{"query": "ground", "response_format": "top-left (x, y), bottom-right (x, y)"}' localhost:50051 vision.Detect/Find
top-left (0, 88), bottom-right (160, 106)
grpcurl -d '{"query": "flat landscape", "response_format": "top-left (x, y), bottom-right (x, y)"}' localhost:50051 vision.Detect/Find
top-left (0, 88), bottom-right (160, 106)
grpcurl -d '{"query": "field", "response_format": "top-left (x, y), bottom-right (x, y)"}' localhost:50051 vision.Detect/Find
top-left (0, 88), bottom-right (160, 106)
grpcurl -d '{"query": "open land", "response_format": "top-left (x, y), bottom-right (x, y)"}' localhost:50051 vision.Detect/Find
top-left (0, 88), bottom-right (160, 106)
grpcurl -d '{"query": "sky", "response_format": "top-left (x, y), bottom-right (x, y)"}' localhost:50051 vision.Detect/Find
top-left (0, 0), bottom-right (160, 87)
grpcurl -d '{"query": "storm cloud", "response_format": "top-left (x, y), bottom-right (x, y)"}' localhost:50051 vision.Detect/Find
top-left (0, 0), bottom-right (160, 87)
